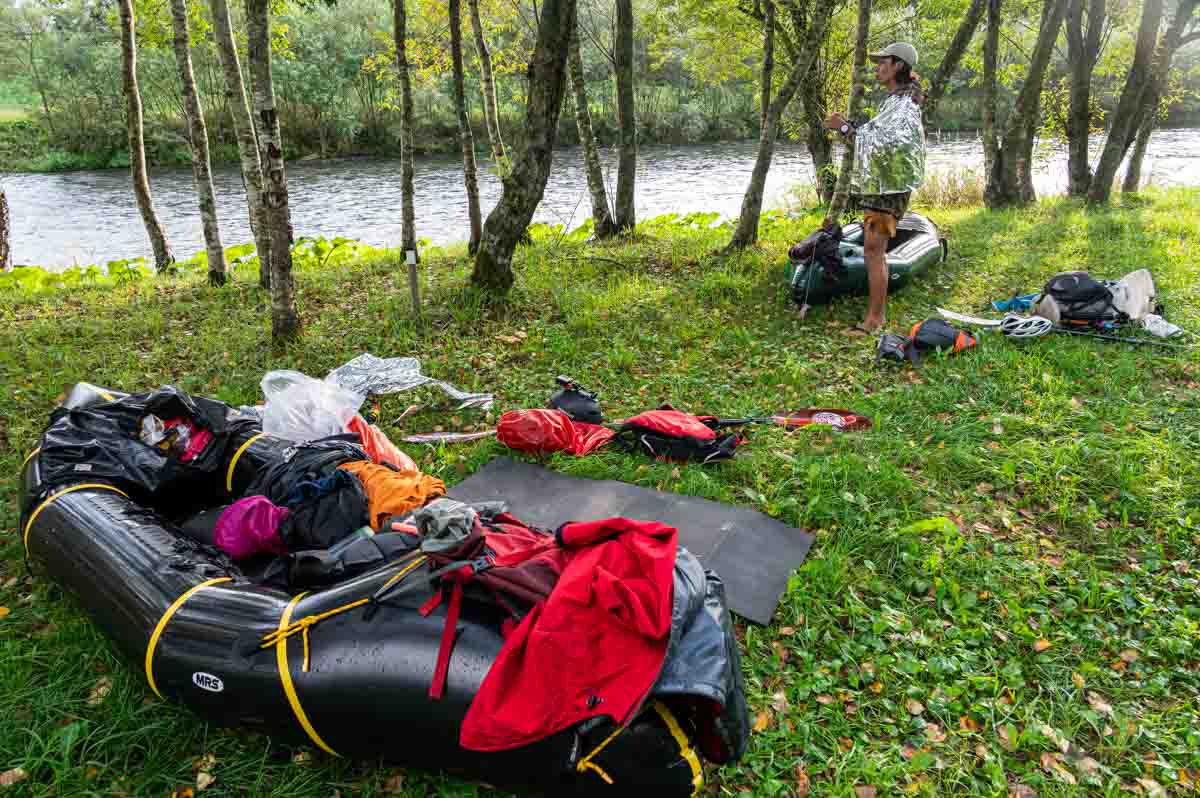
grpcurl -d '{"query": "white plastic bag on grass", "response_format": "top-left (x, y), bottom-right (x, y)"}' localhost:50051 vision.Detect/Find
top-left (261, 370), bottom-right (365, 442)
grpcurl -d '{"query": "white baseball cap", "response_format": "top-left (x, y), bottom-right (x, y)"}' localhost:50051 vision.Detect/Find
top-left (869, 42), bottom-right (918, 67)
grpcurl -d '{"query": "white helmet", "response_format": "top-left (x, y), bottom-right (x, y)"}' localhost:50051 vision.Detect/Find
top-left (999, 314), bottom-right (1052, 339)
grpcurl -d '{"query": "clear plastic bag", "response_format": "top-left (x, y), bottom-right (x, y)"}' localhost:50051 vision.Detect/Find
top-left (260, 370), bottom-right (365, 442)
top-left (325, 353), bottom-right (494, 410)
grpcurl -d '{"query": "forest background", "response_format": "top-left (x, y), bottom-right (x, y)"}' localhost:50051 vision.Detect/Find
top-left (2, 0), bottom-right (1199, 174)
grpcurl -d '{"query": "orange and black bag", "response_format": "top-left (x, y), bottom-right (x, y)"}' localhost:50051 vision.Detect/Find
top-left (878, 318), bottom-right (976, 366)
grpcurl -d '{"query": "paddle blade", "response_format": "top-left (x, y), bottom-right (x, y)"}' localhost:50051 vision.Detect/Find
top-left (771, 409), bottom-right (872, 432)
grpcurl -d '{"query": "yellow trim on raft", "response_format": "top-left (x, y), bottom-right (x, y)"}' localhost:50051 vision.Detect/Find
top-left (225, 432), bottom-right (265, 493)
top-left (23, 483), bottom-right (129, 557)
top-left (576, 724), bottom-right (625, 784)
top-left (653, 701), bottom-right (704, 797)
top-left (22, 447), bottom-right (41, 469)
top-left (276, 593), bottom-right (340, 756)
top-left (144, 577), bottom-right (232, 699)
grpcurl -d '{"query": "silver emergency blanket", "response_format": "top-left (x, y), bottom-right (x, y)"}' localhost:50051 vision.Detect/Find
top-left (325, 353), bottom-right (494, 410)
top-left (850, 90), bottom-right (926, 195)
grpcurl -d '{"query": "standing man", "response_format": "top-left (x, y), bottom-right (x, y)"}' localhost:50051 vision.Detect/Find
top-left (826, 42), bottom-right (926, 334)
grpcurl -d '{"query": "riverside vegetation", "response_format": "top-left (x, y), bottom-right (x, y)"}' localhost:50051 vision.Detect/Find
top-left (1, 190), bottom-right (1199, 796)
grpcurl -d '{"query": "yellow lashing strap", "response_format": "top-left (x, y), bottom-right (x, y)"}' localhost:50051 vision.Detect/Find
top-left (22, 447), bottom-right (41, 469)
top-left (23, 483), bottom-right (129, 557)
top-left (260, 555), bottom-right (427, 671)
top-left (575, 724), bottom-right (625, 785)
top-left (653, 701), bottom-right (703, 797)
top-left (225, 433), bottom-right (264, 493)
top-left (276, 593), bottom-right (340, 756)
top-left (144, 577), bottom-right (232, 699)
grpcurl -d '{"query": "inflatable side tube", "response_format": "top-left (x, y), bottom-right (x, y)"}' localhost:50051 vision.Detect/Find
top-left (21, 465), bottom-right (703, 795)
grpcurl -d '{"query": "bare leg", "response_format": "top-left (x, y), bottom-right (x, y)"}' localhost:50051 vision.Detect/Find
top-left (861, 226), bottom-right (889, 332)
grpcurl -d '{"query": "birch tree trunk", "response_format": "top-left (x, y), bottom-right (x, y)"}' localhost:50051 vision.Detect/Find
top-left (569, 20), bottom-right (617, 239)
top-left (449, 0), bottom-right (482, 253)
top-left (246, 0), bottom-right (300, 340)
top-left (1087, 0), bottom-right (1165, 205)
top-left (760, 0), bottom-right (774, 132)
top-left (923, 0), bottom-right (987, 125)
top-left (1064, 0), bottom-right (1105, 196)
top-left (0, 188), bottom-right (10, 270)
top-left (169, 0), bottom-right (226, 286)
top-left (118, 0), bottom-right (174, 273)
top-left (210, 0), bottom-right (272, 288)
top-left (981, 0), bottom-right (1001, 180)
top-left (825, 0), bottom-right (873, 227)
top-left (393, 0), bottom-right (418, 257)
top-left (613, 0), bottom-right (637, 231)
top-left (467, 0), bottom-right (506, 165)
top-left (726, 1), bottom-right (834, 249)
top-left (985, 0), bottom-right (1067, 208)
top-left (471, 0), bottom-right (578, 293)
top-left (1121, 0), bottom-right (1198, 193)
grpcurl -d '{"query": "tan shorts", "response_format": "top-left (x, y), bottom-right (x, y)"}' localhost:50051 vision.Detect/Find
top-left (863, 209), bottom-right (898, 239)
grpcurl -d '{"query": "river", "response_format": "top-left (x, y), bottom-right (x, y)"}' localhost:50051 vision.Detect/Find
top-left (3, 128), bottom-right (1199, 270)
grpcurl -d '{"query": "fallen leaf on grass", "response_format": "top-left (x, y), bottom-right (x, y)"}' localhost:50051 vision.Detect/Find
top-left (1074, 756), bottom-right (1102, 781)
top-left (925, 724), bottom-right (946, 743)
top-left (1137, 778), bottom-right (1167, 798)
top-left (854, 786), bottom-right (877, 798)
top-left (1034, 638), bottom-right (1051, 653)
top-left (87, 676), bottom-right (113, 706)
top-left (839, 737), bottom-right (854, 752)
top-left (906, 699), bottom-right (925, 715)
top-left (771, 691), bottom-right (789, 713)
top-left (780, 626), bottom-right (796, 636)
top-left (752, 711), bottom-right (770, 732)
top-left (191, 754), bottom-right (216, 774)
top-left (960, 715), bottom-right (982, 732)
top-left (795, 767), bottom-right (810, 797)
top-left (997, 724), bottom-right (1019, 751)
top-left (1087, 692), bottom-right (1114, 716)
top-left (870, 681), bottom-right (883, 694)
top-left (815, 694), bottom-right (835, 706)
top-left (1120, 649), bottom-right (1140, 664)
top-left (383, 771), bottom-right (405, 794)
top-left (0, 607), bottom-right (10, 619)
top-left (1040, 724), bottom-right (1070, 753)
top-left (772, 642), bottom-right (790, 664)
top-left (291, 751), bottom-right (312, 766)
top-left (0, 769), bottom-right (28, 788)
top-left (901, 746), bottom-right (917, 760)
top-left (1040, 752), bottom-right (1077, 785)
top-left (195, 772), bottom-right (215, 792)
top-left (169, 789), bottom-right (194, 798)
top-left (1072, 672), bottom-right (1085, 689)
top-left (1008, 785), bottom-right (1036, 798)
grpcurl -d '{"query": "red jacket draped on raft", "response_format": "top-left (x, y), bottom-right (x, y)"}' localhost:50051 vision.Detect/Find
top-left (460, 517), bottom-right (678, 751)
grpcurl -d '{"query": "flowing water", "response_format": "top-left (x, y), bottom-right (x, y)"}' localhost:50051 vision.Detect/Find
top-left (3, 128), bottom-right (1199, 270)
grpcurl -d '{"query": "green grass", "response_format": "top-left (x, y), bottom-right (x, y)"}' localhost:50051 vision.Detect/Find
top-left (0, 107), bottom-right (27, 123)
top-left (2, 191), bottom-right (1199, 797)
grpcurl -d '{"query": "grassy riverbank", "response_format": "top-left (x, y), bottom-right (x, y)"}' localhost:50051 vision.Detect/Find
top-left (2, 191), bottom-right (1199, 797)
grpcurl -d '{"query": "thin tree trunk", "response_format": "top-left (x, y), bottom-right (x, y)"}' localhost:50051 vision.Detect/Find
top-left (569, 20), bottom-right (617, 238)
top-left (1065, 0), bottom-right (1105, 196)
top-left (825, 0), bottom-right (873, 227)
top-left (613, 0), bottom-right (636, 231)
top-left (985, 0), bottom-right (1067, 208)
top-left (28, 35), bottom-right (56, 142)
top-left (471, 0), bottom-right (578, 293)
top-left (760, 0), bottom-right (774, 132)
top-left (118, 0), bottom-right (174, 273)
top-left (726, 2), bottom-right (834, 249)
top-left (982, 0), bottom-right (1001, 180)
top-left (0, 188), bottom-right (10, 270)
top-left (169, 0), bottom-right (226, 286)
top-left (467, 0), bottom-right (506, 165)
top-left (246, 0), bottom-right (300, 340)
top-left (1087, 0), bottom-right (1165, 205)
top-left (1122, 0), bottom-right (1198, 193)
top-left (798, 64), bottom-right (835, 203)
top-left (923, 0), bottom-right (987, 125)
top-left (209, 0), bottom-right (272, 288)
top-left (394, 0), bottom-right (418, 258)
top-left (450, 0), bottom-right (482, 253)
top-left (1122, 112), bottom-right (1153, 192)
